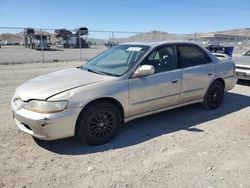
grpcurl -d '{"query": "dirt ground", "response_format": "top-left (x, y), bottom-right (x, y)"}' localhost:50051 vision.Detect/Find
top-left (0, 62), bottom-right (250, 188)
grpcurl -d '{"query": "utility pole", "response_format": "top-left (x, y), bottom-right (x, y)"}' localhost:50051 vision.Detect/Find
top-left (40, 29), bottom-right (45, 63)
top-left (112, 32), bottom-right (114, 44)
top-left (79, 30), bottom-right (82, 61)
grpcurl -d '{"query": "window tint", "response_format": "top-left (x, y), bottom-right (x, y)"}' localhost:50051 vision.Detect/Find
top-left (142, 46), bottom-right (177, 73)
top-left (178, 45), bottom-right (211, 68)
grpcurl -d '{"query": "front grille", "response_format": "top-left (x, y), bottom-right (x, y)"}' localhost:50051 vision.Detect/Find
top-left (22, 123), bottom-right (32, 130)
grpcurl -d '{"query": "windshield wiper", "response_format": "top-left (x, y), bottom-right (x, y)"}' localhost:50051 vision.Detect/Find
top-left (88, 69), bottom-right (106, 75)
top-left (81, 67), bottom-right (104, 75)
top-left (101, 72), bottom-right (119, 77)
top-left (82, 67), bottom-right (119, 77)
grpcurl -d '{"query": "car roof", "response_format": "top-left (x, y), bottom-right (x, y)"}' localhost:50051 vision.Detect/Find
top-left (121, 41), bottom-right (199, 48)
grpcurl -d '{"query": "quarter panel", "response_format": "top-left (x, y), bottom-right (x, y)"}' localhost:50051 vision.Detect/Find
top-left (213, 59), bottom-right (237, 91)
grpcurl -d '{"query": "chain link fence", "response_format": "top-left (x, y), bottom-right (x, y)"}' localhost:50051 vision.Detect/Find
top-left (0, 27), bottom-right (250, 64)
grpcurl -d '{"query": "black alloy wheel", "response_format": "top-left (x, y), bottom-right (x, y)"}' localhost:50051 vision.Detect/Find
top-left (77, 102), bottom-right (121, 145)
top-left (88, 111), bottom-right (116, 140)
top-left (210, 85), bottom-right (221, 105)
top-left (202, 80), bottom-right (224, 110)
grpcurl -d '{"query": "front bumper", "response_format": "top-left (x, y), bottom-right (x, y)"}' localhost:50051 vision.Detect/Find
top-left (236, 66), bottom-right (250, 80)
top-left (11, 101), bottom-right (82, 140)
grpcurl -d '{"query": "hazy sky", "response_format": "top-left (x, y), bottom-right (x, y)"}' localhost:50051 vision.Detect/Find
top-left (0, 0), bottom-right (250, 34)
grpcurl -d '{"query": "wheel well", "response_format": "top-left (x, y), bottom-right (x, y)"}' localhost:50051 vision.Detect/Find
top-left (214, 78), bottom-right (225, 88)
top-left (204, 78), bottom-right (225, 100)
top-left (75, 97), bottom-right (124, 135)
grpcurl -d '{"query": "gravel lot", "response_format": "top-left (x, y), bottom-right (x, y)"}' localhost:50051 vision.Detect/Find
top-left (0, 46), bottom-right (106, 64)
top-left (0, 62), bottom-right (250, 188)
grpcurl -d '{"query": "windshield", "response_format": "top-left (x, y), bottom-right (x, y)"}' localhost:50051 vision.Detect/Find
top-left (81, 45), bottom-right (150, 76)
top-left (243, 50), bottom-right (250, 56)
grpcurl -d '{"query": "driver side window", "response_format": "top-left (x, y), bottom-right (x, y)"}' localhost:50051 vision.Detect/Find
top-left (142, 45), bottom-right (177, 73)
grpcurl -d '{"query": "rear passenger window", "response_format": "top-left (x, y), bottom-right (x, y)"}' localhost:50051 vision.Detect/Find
top-left (178, 45), bottom-right (211, 68)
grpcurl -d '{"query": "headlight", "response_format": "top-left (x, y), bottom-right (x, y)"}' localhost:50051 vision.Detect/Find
top-left (24, 100), bottom-right (68, 113)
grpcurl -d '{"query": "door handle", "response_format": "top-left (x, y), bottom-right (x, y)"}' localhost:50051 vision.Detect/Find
top-left (208, 73), bottom-right (213, 76)
top-left (172, 80), bottom-right (179, 84)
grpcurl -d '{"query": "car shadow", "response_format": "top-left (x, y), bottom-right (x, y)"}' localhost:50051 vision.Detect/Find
top-left (35, 92), bottom-right (250, 155)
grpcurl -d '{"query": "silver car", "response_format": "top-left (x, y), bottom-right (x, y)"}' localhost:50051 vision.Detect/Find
top-left (11, 42), bottom-right (237, 145)
top-left (234, 50), bottom-right (250, 80)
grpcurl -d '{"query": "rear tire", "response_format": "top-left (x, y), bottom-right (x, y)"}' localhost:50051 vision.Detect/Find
top-left (76, 102), bottom-right (121, 145)
top-left (202, 80), bottom-right (224, 110)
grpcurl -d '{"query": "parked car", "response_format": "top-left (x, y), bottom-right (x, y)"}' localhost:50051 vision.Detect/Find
top-left (233, 50), bottom-right (250, 80)
top-left (206, 45), bottom-right (234, 57)
top-left (11, 42), bottom-right (237, 145)
top-left (105, 41), bottom-right (118, 48)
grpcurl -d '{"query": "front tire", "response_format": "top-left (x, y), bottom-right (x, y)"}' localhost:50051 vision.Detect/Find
top-left (77, 102), bottom-right (121, 145)
top-left (202, 80), bottom-right (224, 110)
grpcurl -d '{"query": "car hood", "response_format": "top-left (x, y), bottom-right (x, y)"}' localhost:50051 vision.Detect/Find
top-left (233, 56), bottom-right (250, 66)
top-left (16, 68), bottom-right (112, 101)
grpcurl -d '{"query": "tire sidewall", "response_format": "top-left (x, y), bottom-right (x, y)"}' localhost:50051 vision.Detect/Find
top-left (205, 81), bottom-right (224, 109)
top-left (77, 102), bottom-right (121, 145)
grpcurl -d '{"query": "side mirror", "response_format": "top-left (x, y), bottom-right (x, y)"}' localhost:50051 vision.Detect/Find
top-left (132, 65), bottom-right (155, 78)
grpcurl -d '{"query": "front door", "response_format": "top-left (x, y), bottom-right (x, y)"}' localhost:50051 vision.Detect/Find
top-left (129, 45), bottom-right (182, 116)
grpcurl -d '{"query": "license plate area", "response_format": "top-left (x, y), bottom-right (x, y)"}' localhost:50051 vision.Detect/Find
top-left (236, 72), bottom-right (246, 76)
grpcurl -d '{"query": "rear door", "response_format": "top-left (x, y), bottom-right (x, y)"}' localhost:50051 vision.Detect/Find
top-left (176, 44), bottom-right (215, 103)
top-left (129, 45), bottom-right (182, 116)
